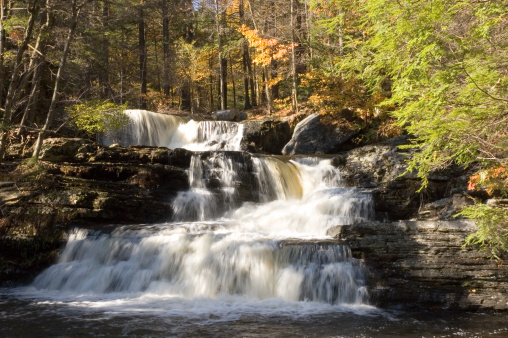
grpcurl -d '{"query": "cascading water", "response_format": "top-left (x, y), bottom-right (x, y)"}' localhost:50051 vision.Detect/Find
top-left (12, 114), bottom-right (379, 334)
top-left (98, 110), bottom-right (185, 147)
top-left (98, 109), bottom-right (244, 151)
top-left (5, 115), bottom-right (508, 337)
top-left (30, 152), bottom-right (374, 306)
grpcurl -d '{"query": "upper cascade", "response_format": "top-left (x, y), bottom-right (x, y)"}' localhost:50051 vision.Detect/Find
top-left (98, 109), bottom-right (244, 151)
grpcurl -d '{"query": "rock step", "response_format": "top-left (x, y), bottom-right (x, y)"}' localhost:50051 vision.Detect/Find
top-left (335, 220), bottom-right (508, 311)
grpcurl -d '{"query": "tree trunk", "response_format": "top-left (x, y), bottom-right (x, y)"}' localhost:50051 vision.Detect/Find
top-left (290, 0), bottom-right (298, 112)
top-left (229, 52), bottom-right (236, 108)
top-left (209, 56), bottom-right (214, 110)
top-left (0, 0), bottom-right (9, 108)
top-left (17, 0), bottom-right (51, 138)
top-left (248, 51), bottom-right (256, 106)
top-left (215, 0), bottom-right (227, 110)
top-left (138, 4), bottom-right (147, 109)
top-left (162, 0), bottom-right (171, 97)
top-left (0, 0), bottom-right (39, 160)
top-left (99, 0), bottom-right (109, 99)
top-left (32, 0), bottom-right (85, 160)
top-left (181, 79), bottom-right (191, 111)
top-left (270, 58), bottom-right (279, 101)
top-left (239, 0), bottom-right (251, 109)
top-left (263, 66), bottom-right (272, 112)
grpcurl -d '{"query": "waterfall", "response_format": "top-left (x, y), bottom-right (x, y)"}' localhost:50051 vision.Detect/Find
top-left (98, 110), bottom-right (244, 151)
top-left (32, 228), bottom-right (368, 305)
top-left (31, 119), bottom-right (376, 314)
top-left (98, 110), bottom-right (184, 147)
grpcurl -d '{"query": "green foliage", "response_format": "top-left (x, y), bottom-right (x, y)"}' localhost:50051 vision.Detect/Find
top-left (460, 203), bottom-right (508, 259)
top-left (68, 101), bottom-right (129, 136)
top-left (317, 0), bottom-right (508, 253)
top-left (336, 0), bottom-right (508, 178)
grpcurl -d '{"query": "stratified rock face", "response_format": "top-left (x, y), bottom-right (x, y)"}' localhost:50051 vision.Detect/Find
top-left (282, 113), bottom-right (359, 155)
top-left (331, 220), bottom-right (508, 311)
top-left (4, 139), bottom-right (194, 231)
top-left (335, 137), bottom-right (470, 221)
top-left (241, 119), bottom-right (292, 154)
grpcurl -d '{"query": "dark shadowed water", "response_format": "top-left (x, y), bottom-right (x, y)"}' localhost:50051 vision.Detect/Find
top-left (1, 286), bottom-right (508, 337)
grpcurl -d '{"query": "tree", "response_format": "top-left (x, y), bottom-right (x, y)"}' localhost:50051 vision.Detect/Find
top-left (329, 0), bottom-right (508, 255)
top-left (0, 0), bottom-right (40, 160)
top-left (32, 0), bottom-right (91, 159)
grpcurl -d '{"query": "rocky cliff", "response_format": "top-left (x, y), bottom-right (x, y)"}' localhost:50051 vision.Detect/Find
top-left (331, 220), bottom-right (508, 311)
top-left (1, 134), bottom-right (506, 312)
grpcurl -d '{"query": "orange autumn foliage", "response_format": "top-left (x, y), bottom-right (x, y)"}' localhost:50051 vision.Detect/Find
top-left (468, 165), bottom-right (508, 195)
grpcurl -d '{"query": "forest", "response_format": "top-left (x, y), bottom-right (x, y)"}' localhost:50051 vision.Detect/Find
top-left (0, 0), bottom-right (507, 253)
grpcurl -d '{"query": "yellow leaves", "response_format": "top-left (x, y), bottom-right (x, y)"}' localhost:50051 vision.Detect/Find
top-left (175, 39), bottom-right (215, 83)
top-left (238, 24), bottom-right (294, 65)
top-left (377, 118), bottom-right (403, 139)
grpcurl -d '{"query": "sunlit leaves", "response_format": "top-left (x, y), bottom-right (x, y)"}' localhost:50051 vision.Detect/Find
top-left (68, 101), bottom-right (129, 135)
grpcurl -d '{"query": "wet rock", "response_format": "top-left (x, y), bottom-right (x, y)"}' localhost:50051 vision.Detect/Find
top-left (241, 119), bottom-right (292, 154)
top-left (333, 220), bottom-right (508, 311)
top-left (282, 112), bottom-right (360, 155)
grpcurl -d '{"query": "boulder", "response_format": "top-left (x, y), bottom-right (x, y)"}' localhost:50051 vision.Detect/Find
top-left (40, 138), bottom-right (93, 162)
top-left (282, 112), bottom-right (360, 155)
top-left (241, 119), bottom-right (292, 154)
top-left (211, 109), bottom-right (240, 121)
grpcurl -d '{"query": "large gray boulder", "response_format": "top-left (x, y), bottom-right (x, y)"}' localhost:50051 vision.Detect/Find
top-left (211, 109), bottom-right (246, 121)
top-left (282, 112), bottom-right (359, 155)
top-left (241, 119), bottom-right (292, 154)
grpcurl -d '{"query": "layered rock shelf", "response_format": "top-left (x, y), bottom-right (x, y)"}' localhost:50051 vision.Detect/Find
top-left (1, 134), bottom-right (506, 312)
top-left (331, 220), bottom-right (508, 311)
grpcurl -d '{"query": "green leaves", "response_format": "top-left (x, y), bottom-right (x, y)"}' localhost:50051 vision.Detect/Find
top-left (68, 101), bottom-right (129, 136)
top-left (461, 203), bottom-right (508, 259)
top-left (322, 0), bottom-right (508, 254)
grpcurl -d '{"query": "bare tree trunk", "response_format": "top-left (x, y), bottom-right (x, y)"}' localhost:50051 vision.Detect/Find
top-left (215, 0), bottom-right (227, 110)
top-left (32, 0), bottom-right (86, 160)
top-left (263, 66), bottom-right (272, 112)
top-left (0, 0), bottom-right (39, 160)
top-left (209, 56), bottom-right (214, 111)
top-left (162, 0), bottom-right (171, 97)
top-left (229, 53), bottom-right (236, 108)
top-left (239, 0), bottom-right (251, 109)
top-left (138, 4), bottom-right (147, 109)
top-left (248, 51), bottom-right (256, 106)
top-left (0, 0), bottom-right (9, 108)
top-left (290, 0), bottom-right (298, 113)
top-left (18, 0), bottom-right (51, 138)
top-left (270, 58), bottom-right (279, 101)
top-left (99, 0), bottom-right (110, 99)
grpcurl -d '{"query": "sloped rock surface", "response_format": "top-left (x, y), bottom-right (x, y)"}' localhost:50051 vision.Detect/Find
top-left (282, 112), bottom-right (359, 155)
top-left (335, 137), bottom-right (470, 221)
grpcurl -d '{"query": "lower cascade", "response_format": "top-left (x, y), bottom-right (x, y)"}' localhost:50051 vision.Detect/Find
top-left (30, 153), bottom-right (374, 310)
